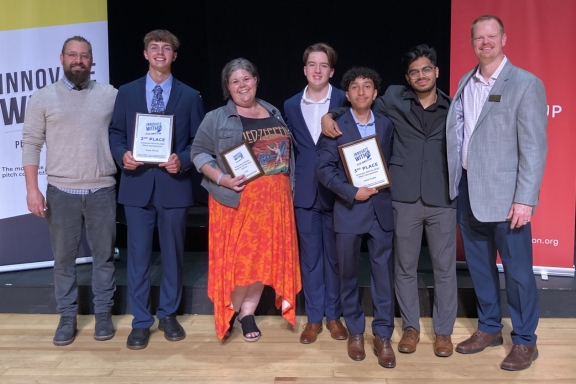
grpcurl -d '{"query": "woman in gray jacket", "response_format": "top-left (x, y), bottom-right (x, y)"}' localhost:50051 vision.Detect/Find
top-left (190, 58), bottom-right (301, 342)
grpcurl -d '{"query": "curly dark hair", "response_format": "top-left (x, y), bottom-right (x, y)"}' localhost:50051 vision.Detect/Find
top-left (341, 67), bottom-right (381, 92)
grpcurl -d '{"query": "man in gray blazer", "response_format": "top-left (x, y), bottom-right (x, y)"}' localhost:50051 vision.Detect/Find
top-left (446, 15), bottom-right (547, 371)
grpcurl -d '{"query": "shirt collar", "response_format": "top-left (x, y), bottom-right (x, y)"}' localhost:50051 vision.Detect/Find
top-left (146, 72), bottom-right (173, 94)
top-left (61, 76), bottom-right (90, 91)
top-left (302, 84), bottom-right (332, 104)
top-left (351, 109), bottom-right (375, 126)
top-left (405, 88), bottom-right (449, 109)
top-left (473, 56), bottom-right (508, 84)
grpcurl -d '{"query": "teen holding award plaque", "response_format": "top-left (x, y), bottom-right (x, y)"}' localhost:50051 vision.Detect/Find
top-left (109, 30), bottom-right (205, 350)
top-left (190, 58), bottom-right (301, 342)
top-left (316, 67), bottom-right (396, 369)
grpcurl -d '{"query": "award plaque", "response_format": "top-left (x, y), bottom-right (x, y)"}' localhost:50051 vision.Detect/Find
top-left (220, 140), bottom-right (264, 185)
top-left (132, 113), bottom-right (174, 163)
top-left (338, 135), bottom-right (391, 190)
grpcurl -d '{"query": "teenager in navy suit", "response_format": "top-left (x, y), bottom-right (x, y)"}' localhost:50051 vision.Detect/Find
top-left (109, 30), bottom-right (204, 350)
top-left (316, 67), bottom-right (396, 368)
top-left (283, 43), bottom-right (348, 344)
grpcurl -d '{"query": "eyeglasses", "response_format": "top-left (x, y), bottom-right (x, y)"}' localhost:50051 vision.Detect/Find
top-left (64, 51), bottom-right (91, 60)
top-left (407, 66), bottom-right (435, 79)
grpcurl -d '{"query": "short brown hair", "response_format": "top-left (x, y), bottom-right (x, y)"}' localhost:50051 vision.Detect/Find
top-left (221, 58), bottom-right (259, 100)
top-left (302, 42), bottom-right (337, 68)
top-left (62, 36), bottom-right (92, 55)
top-left (143, 29), bottom-right (180, 51)
top-left (471, 14), bottom-right (505, 39)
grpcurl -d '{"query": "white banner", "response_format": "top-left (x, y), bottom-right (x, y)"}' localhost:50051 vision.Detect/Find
top-left (0, 21), bottom-right (109, 220)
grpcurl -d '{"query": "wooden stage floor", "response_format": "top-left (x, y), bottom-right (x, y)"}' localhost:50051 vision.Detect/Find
top-left (0, 314), bottom-right (574, 383)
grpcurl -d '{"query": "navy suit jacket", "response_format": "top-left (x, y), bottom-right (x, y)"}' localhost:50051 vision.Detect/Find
top-left (109, 76), bottom-right (205, 208)
top-left (284, 87), bottom-right (347, 209)
top-left (316, 110), bottom-right (394, 234)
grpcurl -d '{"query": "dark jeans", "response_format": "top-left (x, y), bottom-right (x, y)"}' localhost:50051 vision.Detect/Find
top-left (457, 170), bottom-right (539, 345)
top-left (46, 185), bottom-right (116, 316)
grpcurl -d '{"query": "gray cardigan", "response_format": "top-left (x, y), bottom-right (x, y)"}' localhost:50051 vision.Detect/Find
top-left (190, 98), bottom-right (295, 208)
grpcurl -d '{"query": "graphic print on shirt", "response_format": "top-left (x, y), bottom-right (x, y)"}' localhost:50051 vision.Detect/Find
top-left (242, 125), bottom-right (290, 175)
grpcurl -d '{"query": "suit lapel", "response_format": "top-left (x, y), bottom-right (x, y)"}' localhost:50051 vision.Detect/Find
top-left (474, 61), bottom-right (512, 129)
top-left (341, 110), bottom-right (362, 142)
top-left (328, 89), bottom-right (344, 110)
top-left (165, 79), bottom-right (182, 115)
top-left (291, 91), bottom-right (316, 146)
top-left (137, 77), bottom-right (148, 113)
top-left (453, 68), bottom-right (475, 107)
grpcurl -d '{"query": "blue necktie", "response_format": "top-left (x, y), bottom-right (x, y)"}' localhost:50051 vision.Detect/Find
top-left (151, 85), bottom-right (165, 113)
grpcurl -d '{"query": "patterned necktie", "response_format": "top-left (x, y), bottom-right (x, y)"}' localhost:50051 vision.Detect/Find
top-left (151, 85), bottom-right (165, 113)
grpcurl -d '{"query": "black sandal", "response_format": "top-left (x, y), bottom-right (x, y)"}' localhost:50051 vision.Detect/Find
top-left (224, 311), bottom-right (239, 338)
top-left (238, 315), bottom-right (261, 342)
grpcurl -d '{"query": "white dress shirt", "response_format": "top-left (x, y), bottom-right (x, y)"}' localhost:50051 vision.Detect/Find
top-left (461, 57), bottom-right (508, 169)
top-left (300, 84), bottom-right (332, 144)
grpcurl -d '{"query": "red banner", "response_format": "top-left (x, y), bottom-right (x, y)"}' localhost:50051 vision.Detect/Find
top-left (451, 0), bottom-right (576, 273)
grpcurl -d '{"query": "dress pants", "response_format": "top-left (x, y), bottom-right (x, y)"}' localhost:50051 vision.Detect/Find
top-left (46, 185), bottom-right (116, 316)
top-left (458, 170), bottom-right (539, 345)
top-left (124, 187), bottom-right (188, 329)
top-left (393, 199), bottom-right (457, 335)
top-left (336, 214), bottom-right (394, 337)
top-left (294, 195), bottom-right (341, 323)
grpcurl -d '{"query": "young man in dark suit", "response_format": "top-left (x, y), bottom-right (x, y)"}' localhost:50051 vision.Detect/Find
top-left (284, 43), bottom-right (348, 344)
top-left (109, 29), bottom-right (205, 350)
top-left (316, 67), bottom-right (396, 369)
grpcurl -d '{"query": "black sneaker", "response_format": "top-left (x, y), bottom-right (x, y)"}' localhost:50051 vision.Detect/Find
top-left (94, 312), bottom-right (115, 341)
top-left (53, 316), bottom-right (77, 346)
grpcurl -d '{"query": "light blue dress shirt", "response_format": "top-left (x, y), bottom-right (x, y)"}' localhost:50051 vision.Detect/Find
top-left (145, 73), bottom-right (173, 113)
top-left (350, 110), bottom-right (376, 138)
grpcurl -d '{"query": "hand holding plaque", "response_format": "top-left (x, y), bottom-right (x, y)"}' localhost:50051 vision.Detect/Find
top-left (338, 135), bottom-right (391, 190)
top-left (132, 113), bottom-right (174, 163)
top-left (220, 141), bottom-right (264, 185)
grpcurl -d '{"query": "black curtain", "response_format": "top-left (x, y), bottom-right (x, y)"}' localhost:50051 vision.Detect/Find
top-left (107, 0), bottom-right (452, 114)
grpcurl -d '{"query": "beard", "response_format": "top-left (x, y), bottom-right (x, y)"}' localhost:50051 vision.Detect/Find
top-left (63, 65), bottom-right (91, 86)
top-left (412, 80), bottom-right (435, 94)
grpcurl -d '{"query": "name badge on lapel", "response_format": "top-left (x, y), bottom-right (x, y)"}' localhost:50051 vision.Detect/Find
top-left (488, 94), bottom-right (502, 102)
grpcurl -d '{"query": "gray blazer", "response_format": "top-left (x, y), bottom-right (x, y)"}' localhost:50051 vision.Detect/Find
top-left (446, 60), bottom-right (548, 222)
top-left (190, 98), bottom-right (295, 208)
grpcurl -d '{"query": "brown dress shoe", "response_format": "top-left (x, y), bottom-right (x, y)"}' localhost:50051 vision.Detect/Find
top-left (300, 323), bottom-right (323, 344)
top-left (398, 327), bottom-right (420, 353)
top-left (347, 334), bottom-right (366, 361)
top-left (434, 334), bottom-right (453, 357)
top-left (326, 319), bottom-right (348, 340)
top-left (455, 329), bottom-right (503, 354)
top-left (373, 335), bottom-right (396, 368)
top-left (501, 344), bottom-right (538, 371)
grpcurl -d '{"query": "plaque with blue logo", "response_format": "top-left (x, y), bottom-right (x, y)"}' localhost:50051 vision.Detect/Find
top-left (220, 140), bottom-right (264, 185)
top-left (132, 113), bottom-right (174, 163)
top-left (338, 135), bottom-right (391, 190)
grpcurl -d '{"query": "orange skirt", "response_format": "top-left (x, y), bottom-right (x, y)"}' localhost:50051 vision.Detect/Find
top-left (208, 173), bottom-right (301, 339)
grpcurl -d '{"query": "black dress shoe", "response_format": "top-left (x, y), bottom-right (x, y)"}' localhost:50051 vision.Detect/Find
top-left (127, 328), bottom-right (151, 350)
top-left (158, 315), bottom-right (186, 341)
